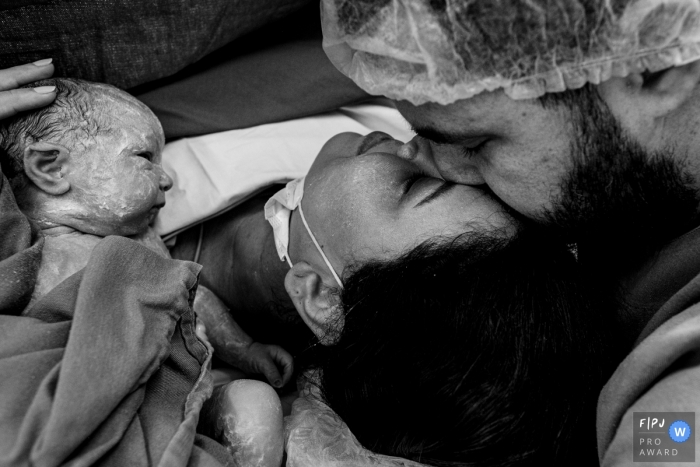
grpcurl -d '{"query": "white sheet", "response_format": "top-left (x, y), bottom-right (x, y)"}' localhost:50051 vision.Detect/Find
top-left (155, 100), bottom-right (415, 238)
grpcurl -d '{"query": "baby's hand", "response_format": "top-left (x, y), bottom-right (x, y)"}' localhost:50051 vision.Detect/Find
top-left (240, 342), bottom-right (294, 389)
top-left (239, 342), bottom-right (294, 389)
top-left (192, 286), bottom-right (294, 388)
top-left (0, 60), bottom-right (56, 121)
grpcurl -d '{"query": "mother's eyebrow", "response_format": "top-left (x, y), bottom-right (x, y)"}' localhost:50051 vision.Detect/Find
top-left (415, 183), bottom-right (458, 208)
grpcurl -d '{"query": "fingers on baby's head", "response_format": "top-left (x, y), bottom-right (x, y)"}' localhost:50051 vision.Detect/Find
top-left (10, 78), bottom-right (149, 147)
top-left (23, 78), bottom-right (158, 136)
top-left (0, 79), bottom-right (105, 188)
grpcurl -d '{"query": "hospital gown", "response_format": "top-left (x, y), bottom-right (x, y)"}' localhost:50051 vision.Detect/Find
top-left (598, 226), bottom-right (700, 466)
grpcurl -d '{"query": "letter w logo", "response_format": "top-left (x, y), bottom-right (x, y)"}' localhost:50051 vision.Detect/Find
top-left (675, 427), bottom-right (687, 437)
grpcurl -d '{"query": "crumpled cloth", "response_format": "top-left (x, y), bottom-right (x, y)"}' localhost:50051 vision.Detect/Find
top-left (284, 379), bottom-right (432, 467)
top-left (321, 0), bottom-right (700, 104)
top-left (0, 175), bottom-right (230, 467)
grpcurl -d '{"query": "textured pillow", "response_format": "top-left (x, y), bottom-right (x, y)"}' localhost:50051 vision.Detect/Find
top-left (0, 0), bottom-right (312, 89)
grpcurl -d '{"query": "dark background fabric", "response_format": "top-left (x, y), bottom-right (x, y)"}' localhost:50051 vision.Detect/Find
top-left (132, 3), bottom-right (371, 140)
top-left (0, 0), bottom-right (312, 89)
top-left (0, 1), bottom-right (370, 140)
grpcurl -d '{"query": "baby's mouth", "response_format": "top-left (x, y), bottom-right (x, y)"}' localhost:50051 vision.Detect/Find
top-left (147, 204), bottom-right (165, 224)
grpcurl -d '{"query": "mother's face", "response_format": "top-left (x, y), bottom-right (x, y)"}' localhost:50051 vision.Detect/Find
top-left (289, 132), bottom-right (515, 276)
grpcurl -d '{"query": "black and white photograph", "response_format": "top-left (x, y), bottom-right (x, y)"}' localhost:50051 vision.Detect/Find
top-left (1, 1), bottom-right (699, 466)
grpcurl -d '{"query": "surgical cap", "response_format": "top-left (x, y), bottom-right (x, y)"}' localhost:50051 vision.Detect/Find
top-left (321, 0), bottom-right (700, 105)
top-left (285, 379), bottom-right (432, 467)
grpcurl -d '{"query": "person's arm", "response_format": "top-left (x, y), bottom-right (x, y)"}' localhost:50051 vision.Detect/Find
top-left (194, 285), bottom-right (293, 388)
top-left (198, 379), bottom-right (284, 467)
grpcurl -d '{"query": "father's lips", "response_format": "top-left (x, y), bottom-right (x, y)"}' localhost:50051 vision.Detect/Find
top-left (356, 131), bottom-right (396, 155)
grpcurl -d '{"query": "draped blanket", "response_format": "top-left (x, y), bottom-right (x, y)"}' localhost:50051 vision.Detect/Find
top-left (0, 175), bottom-right (229, 466)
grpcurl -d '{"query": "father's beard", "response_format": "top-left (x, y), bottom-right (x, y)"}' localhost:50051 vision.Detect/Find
top-left (544, 96), bottom-right (700, 286)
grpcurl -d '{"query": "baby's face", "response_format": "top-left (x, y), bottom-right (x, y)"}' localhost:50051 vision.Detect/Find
top-left (66, 100), bottom-right (172, 236)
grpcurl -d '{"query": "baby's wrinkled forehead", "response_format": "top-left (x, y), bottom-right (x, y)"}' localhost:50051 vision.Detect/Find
top-left (90, 88), bottom-right (164, 142)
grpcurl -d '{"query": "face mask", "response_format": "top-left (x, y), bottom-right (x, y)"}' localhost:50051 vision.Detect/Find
top-left (264, 177), bottom-right (343, 289)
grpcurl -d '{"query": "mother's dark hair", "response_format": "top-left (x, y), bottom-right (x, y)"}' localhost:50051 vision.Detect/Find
top-left (305, 228), bottom-right (610, 466)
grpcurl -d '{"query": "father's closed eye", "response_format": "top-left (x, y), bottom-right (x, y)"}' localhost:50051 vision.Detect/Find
top-left (411, 124), bottom-right (462, 145)
top-left (409, 123), bottom-right (491, 165)
top-left (409, 123), bottom-right (487, 148)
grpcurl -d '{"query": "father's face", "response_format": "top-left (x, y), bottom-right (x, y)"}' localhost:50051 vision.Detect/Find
top-left (395, 90), bottom-right (576, 220)
top-left (397, 85), bottom-right (700, 272)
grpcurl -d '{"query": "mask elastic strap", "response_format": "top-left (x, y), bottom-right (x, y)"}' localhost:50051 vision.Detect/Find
top-left (298, 203), bottom-right (343, 289)
top-left (284, 251), bottom-right (293, 268)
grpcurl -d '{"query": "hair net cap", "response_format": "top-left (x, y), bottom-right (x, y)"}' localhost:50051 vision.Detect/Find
top-left (321, 0), bottom-right (700, 105)
top-left (284, 378), bottom-right (432, 467)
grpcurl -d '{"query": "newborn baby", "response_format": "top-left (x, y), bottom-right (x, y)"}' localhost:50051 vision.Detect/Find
top-left (1, 79), bottom-right (173, 298)
top-left (0, 77), bottom-right (292, 394)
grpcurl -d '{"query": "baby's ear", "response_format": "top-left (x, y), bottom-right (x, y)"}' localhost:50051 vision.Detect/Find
top-left (285, 261), bottom-right (343, 344)
top-left (24, 141), bottom-right (70, 195)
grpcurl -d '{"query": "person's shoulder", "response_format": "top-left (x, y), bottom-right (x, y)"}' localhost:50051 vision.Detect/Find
top-left (598, 303), bottom-right (700, 466)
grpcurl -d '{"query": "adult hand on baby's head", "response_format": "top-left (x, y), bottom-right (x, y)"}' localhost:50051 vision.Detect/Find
top-left (0, 60), bottom-right (55, 180)
top-left (0, 60), bottom-right (56, 121)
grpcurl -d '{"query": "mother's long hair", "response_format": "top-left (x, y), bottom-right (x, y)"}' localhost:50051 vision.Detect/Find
top-left (304, 228), bottom-right (611, 466)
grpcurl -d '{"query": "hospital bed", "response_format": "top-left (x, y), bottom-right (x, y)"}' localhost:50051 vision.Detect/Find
top-left (156, 101), bottom-right (414, 240)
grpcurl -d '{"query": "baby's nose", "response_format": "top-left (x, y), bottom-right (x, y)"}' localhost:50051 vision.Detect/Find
top-left (157, 167), bottom-right (173, 192)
